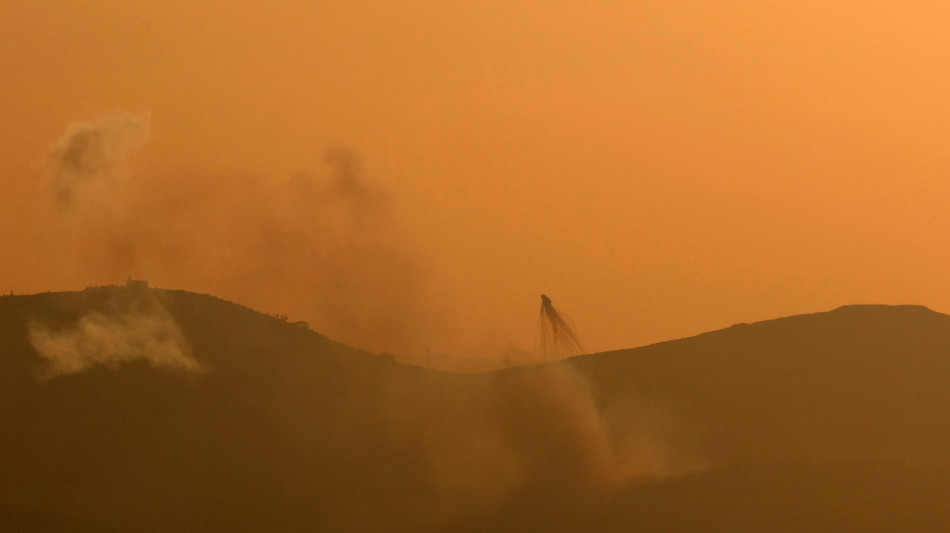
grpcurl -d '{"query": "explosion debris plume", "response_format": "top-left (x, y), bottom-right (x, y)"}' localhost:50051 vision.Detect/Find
top-left (539, 294), bottom-right (584, 362)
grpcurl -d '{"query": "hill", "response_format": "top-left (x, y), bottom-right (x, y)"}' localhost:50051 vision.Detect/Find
top-left (2, 288), bottom-right (950, 531)
top-left (571, 304), bottom-right (950, 467)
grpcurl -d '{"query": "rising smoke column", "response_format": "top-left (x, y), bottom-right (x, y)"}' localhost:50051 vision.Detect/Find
top-left (539, 294), bottom-right (584, 361)
top-left (40, 112), bottom-right (442, 357)
top-left (43, 112), bottom-right (154, 285)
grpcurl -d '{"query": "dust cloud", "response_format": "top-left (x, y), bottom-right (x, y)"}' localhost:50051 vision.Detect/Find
top-left (402, 361), bottom-right (700, 496)
top-left (483, 363), bottom-right (702, 488)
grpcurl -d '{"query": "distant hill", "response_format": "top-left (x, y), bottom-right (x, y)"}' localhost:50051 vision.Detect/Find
top-left (572, 304), bottom-right (950, 467)
top-left (3, 288), bottom-right (950, 531)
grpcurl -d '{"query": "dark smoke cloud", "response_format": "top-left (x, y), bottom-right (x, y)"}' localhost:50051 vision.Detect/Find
top-left (539, 294), bottom-right (585, 362)
top-left (47, 112), bottom-right (149, 209)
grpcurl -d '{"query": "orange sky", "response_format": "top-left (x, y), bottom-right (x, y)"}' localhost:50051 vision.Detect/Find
top-left (3, 1), bottom-right (950, 361)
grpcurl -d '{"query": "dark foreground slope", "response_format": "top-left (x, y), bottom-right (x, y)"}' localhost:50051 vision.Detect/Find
top-left (0, 287), bottom-right (452, 531)
top-left (2, 289), bottom-right (950, 531)
top-left (452, 459), bottom-right (950, 532)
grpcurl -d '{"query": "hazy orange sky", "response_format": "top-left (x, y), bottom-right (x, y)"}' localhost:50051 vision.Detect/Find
top-left (3, 1), bottom-right (950, 361)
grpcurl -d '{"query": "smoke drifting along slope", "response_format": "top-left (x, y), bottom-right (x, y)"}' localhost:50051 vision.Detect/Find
top-left (28, 287), bottom-right (198, 378)
top-left (42, 113), bottom-right (440, 356)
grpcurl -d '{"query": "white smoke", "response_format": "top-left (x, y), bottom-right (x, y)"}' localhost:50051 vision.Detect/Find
top-left (28, 292), bottom-right (199, 378)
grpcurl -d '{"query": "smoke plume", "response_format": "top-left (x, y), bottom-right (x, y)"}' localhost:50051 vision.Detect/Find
top-left (28, 290), bottom-right (198, 378)
top-left (482, 362), bottom-right (703, 488)
top-left (42, 113), bottom-right (440, 356)
top-left (47, 112), bottom-right (149, 209)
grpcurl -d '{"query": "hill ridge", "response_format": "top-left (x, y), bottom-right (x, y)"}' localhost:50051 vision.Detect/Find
top-left (4, 289), bottom-right (950, 530)
top-left (586, 303), bottom-right (949, 362)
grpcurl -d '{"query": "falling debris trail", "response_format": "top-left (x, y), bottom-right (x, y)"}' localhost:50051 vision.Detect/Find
top-left (539, 294), bottom-right (585, 361)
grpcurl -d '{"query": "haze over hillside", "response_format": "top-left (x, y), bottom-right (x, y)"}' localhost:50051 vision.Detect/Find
top-left (2, 285), bottom-right (950, 531)
top-left (7, 3), bottom-right (950, 531)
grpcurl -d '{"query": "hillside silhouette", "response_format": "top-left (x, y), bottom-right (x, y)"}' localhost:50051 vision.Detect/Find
top-left (3, 288), bottom-right (950, 531)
